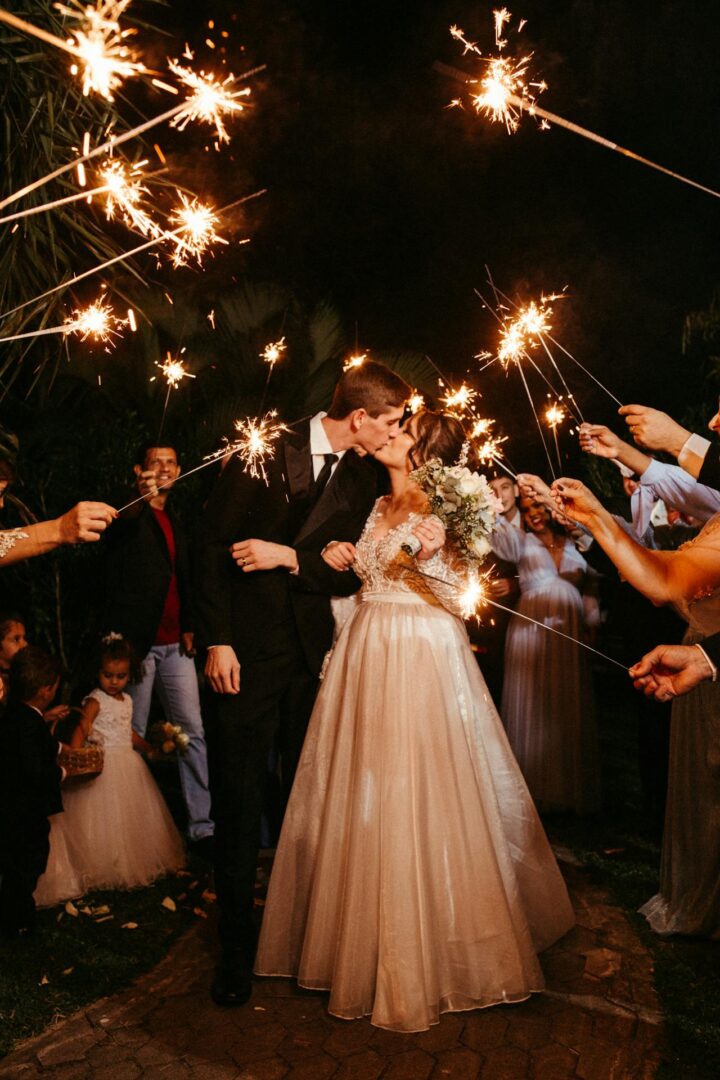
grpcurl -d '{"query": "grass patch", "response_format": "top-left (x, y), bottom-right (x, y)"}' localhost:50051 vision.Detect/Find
top-left (547, 670), bottom-right (720, 1080)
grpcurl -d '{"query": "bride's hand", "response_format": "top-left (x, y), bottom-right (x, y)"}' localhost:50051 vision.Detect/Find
top-left (322, 541), bottom-right (356, 571)
top-left (412, 517), bottom-right (446, 561)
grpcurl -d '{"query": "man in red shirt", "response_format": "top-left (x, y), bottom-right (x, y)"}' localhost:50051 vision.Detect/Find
top-left (102, 446), bottom-right (213, 852)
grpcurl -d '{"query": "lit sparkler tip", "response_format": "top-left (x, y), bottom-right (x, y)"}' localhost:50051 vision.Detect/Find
top-left (544, 402), bottom-right (566, 429)
top-left (59, 0), bottom-right (147, 100)
top-left (168, 58), bottom-right (251, 143)
top-left (407, 392), bottom-right (425, 415)
top-left (459, 572), bottom-right (490, 620)
top-left (260, 337), bottom-right (287, 366)
top-left (205, 411), bottom-right (290, 484)
top-left (64, 297), bottom-right (125, 343)
top-left (169, 193), bottom-right (226, 266)
top-left (441, 382), bottom-right (478, 417)
top-left (154, 353), bottom-right (195, 389)
top-left (343, 352), bottom-right (368, 372)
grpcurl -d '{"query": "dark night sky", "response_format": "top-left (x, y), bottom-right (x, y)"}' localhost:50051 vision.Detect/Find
top-left (164, 0), bottom-right (720, 458)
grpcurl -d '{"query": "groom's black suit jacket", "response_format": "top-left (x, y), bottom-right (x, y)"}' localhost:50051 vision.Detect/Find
top-left (198, 419), bottom-right (379, 678)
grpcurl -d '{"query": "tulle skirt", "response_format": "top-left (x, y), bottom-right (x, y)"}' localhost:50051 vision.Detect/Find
top-left (255, 593), bottom-right (574, 1032)
top-left (35, 747), bottom-right (185, 907)
top-left (501, 582), bottom-right (601, 814)
top-left (640, 629), bottom-right (720, 937)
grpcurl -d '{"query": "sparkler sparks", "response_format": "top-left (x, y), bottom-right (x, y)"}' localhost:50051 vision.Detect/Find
top-left (151, 353), bottom-right (195, 389)
top-left (58, 1), bottom-right (146, 100)
top-left (168, 59), bottom-right (251, 143)
top-left (458, 572), bottom-right (490, 620)
top-left (205, 411), bottom-right (290, 483)
top-left (65, 298), bottom-right (126, 341)
top-left (441, 382), bottom-right (478, 417)
top-left (544, 402), bottom-right (566, 429)
top-left (449, 18), bottom-right (544, 133)
top-left (169, 193), bottom-right (227, 266)
top-left (407, 392), bottom-right (425, 414)
top-left (497, 295), bottom-right (557, 367)
top-left (343, 352), bottom-right (368, 372)
top-left (260, 337), bottom-right (286, 366)
top-left (98, 159), bottom-right (162, 238)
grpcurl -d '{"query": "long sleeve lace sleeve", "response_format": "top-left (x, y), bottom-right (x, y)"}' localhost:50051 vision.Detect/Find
top-left (408, 545), bottom-right (470, 618)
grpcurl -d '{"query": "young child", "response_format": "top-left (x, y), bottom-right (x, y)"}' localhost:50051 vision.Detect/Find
top-left (34, 634), bottom-right (185, 907)
top-left (0, 647), bottom-right (64, 936)
top-left (0, 612), bottom-right (28, 701)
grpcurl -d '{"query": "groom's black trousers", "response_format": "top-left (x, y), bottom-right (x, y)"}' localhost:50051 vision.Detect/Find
top-left (207, 634), bottom-right (318, 961)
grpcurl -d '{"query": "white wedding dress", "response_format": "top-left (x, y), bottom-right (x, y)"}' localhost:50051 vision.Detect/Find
top-left (255, 499), bottom-right (574, 1032)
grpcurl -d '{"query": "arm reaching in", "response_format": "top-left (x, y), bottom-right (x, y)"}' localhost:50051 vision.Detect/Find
top-left (629, 644), bottom-right (715, 701)
top-left (579, 423), bottom-right (652, 475)
top-left (0, 502), bottom-right (116, 566)
top-left (550, 476), bottom-right (720, 605)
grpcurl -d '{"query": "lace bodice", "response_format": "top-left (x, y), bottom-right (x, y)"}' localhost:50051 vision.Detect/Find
top-left (84, 688), bottom-right (134, 749)
top-left (354, 499), bottom-right (466, 617)
top-left (674, 512), bottom-right (720, 636)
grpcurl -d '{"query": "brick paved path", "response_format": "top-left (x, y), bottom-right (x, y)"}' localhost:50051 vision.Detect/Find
top-left (0, 861), bottom-right (668, 1079)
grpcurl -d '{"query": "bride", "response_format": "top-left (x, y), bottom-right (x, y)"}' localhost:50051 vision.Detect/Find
top-left (254, 409), bottom-right (574, 1032)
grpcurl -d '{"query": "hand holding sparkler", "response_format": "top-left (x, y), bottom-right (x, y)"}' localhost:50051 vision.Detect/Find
top-left (579, 422), bottom-right (652, 478)
top-left (629, 644), bottom-right (717, 701)
top-left (549, 477), bottom-right (607, 527)
top-left (57, 501), bottom-right (117, 543)
top-left (618, 405), bottom-right (691, 458)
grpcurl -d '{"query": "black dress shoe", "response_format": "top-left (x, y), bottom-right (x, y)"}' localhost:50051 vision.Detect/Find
top-left (210, 963), bottom-right (252, 1007)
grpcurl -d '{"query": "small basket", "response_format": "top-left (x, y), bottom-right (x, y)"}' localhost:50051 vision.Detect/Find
top-left (59, 745), bottom-right (104, 784)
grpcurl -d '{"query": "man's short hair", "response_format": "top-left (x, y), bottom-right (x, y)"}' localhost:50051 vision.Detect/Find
top-left (137, 444), bottom-right (178, 469)
top-left (9, 646), bottom-right (62, 704)
top-left (326, 361), bottom-right (410, 420)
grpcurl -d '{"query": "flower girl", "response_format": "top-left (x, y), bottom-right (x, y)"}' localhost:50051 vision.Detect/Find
top-left (35, 634), bottom-right (185, 907)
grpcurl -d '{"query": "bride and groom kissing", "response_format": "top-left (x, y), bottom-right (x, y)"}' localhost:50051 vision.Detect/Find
top-left (199, 360), bottom-right (574, 1033)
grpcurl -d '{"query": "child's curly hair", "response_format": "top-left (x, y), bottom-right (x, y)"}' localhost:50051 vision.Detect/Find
top-left (98, 633), bottom-right (141, 684)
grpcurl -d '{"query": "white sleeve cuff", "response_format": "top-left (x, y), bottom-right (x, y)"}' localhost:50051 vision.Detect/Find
top-left (679, 433), bottom-right (711, 474)
top-left (695, 644), bottom-right (717, 682)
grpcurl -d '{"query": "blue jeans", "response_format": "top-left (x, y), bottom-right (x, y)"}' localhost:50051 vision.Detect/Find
top-left (129, 643), bottom-right (214, 841)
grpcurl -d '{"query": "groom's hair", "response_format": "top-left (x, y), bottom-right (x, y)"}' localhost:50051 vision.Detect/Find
top-left (326, 361), bottom-right (410, 420)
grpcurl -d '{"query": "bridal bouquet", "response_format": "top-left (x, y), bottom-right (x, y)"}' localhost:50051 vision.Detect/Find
top-left (406, 458), bottom-right (501, 563)
top-left (149, 721), bottom-right (190, 756)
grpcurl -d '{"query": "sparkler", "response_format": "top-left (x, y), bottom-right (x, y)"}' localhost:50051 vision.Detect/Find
top-left (150, 351), bottom-right (196, 443)
top-left (343, 352), bottom-right (368, 372)
top-left (406, 564), bottom-right (627, 669)
top-left (441, 382), bottom-right (478, 417)
top-left (407, 392), bottom-right (425, 414)
top-left (0, 2), bottom-right (145, 101)
top-left (447, 13), bottom-right (720, 201)
top-left (260, 337), bottom-right (286, 367)
top-left (99, 159), bottom-right (162, 238)
top-left (0, 64), bottom-right (263, 214)
top-left (544, 400), bottom-right (566, 471)
top-left (168, 193), bottom-right (227, 266)
top-left (0, 298), bottom-right (127, 344)
top-left (205, 411), bottom-right (290, 483)
top-left (0, 159), bottom-right (149, 227)
top-left (168, 59), bottom-right (251, 144)
top-left (468, 418), bottom-right (515, 478)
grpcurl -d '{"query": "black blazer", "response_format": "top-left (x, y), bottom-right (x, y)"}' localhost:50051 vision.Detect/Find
top-left (700, 632), bottom-right (720, 668)
top-left (198, 420), bottom-right (379, 677)
top-left (102, 501), bottom-right (195, 657)
top-left (698, 443), bottom-right (720, 492)
top-left (0, 703), bottom-right (63, 834)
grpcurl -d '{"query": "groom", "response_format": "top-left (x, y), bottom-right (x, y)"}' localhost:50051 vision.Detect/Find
top-left (199, 361), bottom-right (410, 1006)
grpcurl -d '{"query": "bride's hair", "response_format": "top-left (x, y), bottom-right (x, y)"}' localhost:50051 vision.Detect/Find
top-left (410, 410), bottom-right (468, 468)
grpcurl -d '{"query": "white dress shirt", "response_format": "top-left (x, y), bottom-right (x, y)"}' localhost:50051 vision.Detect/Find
top-left (310, 412), bottom-right (346, 481)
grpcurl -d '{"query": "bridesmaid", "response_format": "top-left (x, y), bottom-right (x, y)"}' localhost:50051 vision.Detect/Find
top-left (491, 494), bottom-right (601, 815)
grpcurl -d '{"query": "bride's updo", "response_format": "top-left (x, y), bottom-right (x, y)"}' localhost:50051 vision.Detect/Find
top-left (411, 409), bottom-right (468, 469)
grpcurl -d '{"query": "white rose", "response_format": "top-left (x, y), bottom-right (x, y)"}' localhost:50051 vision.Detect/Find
top-left (469, 535), bottom-right (491, 559)
top-left (456, 473), bottom-right (483, 497)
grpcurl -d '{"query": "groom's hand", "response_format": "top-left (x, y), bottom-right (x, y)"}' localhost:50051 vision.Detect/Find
top-left (205, 645), bottom-right (241, 695)
top-left (322, 541), bottom-right (356, 570)
top-left (231, 539), bottom-right (299, 573)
